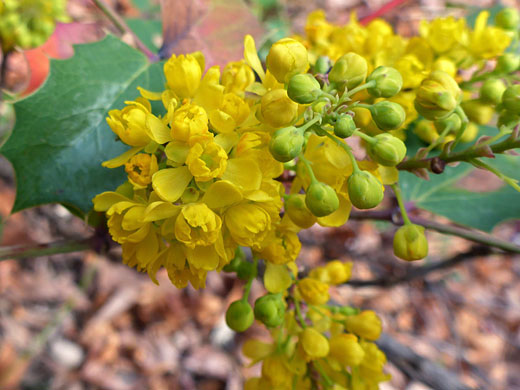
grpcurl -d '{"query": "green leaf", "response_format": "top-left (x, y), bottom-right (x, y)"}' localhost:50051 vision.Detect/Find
top-left (400, 154), bottom-right (520, 232)
top-left (0, 35), bottom-right (165, 214)
top-left (126, 18), bottom-right (162, 53)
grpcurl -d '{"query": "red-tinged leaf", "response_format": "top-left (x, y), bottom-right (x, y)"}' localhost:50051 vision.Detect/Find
top-left (23, 23), bottom-right (104, 95)
top-left (159, 0), bottom-right (264, 67)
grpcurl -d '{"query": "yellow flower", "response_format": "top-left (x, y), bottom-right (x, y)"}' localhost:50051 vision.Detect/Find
top-left (469, 11), bottom-right (512, 60)
top-left (266, 38), bottom-right (309, 83)
top-left (419, 16), bottom-right (467, 54)
top-left (328, 333), bottom-right (365, 367)
top-left (185, 140), bottom-right (227, 181)
top-left (299, 327), bottom-right (330, 360)
top-left (124, 154), bottom-right (158, 187)
top-left (297, 277), bottom-right (329, 305)
top-left (106, 97), bottom-right (153, 147)
top-left (309, 260), bottom-right (353, 285)
top-left (344, 310), bottom-right (382, 340)
top-left (260, 88), bottom-right (298, 128)
top-left (209, 93), bottom-right (250, 133)
top-left (258, 225), bottom-right (301, 265)
top-left (222, 60), bottom-right (255, 94)
top-left (174, 203), bottom-right (222, 248)
top-left (170, 103), bottom-right (209, 142)
top-left (164, 52), bottom-right (204, 98)
top-left (225, 203), bottom-right (272, 249)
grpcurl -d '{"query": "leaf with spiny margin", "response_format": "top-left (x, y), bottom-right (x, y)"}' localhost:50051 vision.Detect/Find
top-left (0, 35), bottom-right (165, 214)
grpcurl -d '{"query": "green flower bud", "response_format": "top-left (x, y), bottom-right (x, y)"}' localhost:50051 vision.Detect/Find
top-left (415, 71), bottom-right (461, 120)
top-left (495, 8), bottom-right (520, 30)
top-left (498, 111), bottom-right (520, 128)
top-left (285, 194), bottom-right (317, 229)
top-left (347, 171), bottom-right (384, 209)
top-left (305, 181), bottom-right (340, 217)
top-left (480, 79), bottom-right (506, 105)
top-left (226, 300), bottom-right (254, 332)
top-left (287, 73), bottom-right (322, 104)
top-left (254, 294), bottom-right (285, 328)
top-left (393, 224), bottom-right (428, 261)
top-left (367, 66), bottom-right (403, 98)
top-left (329, 53), bottom-right (368, 90)
top-left (460, 100), bottom-right (494, 125)
top-left (334, 115), bottom-right (356, 138)
top-left (502, 85), bottom-right (520, 112)
top-left (369, 101), bottom-right (406, 130)
top-left (237, 261), bottom-right (258, 280)
top-left (315, 56), bottom-right (331, 74)
top-left (433, 112), bottom-right (462, 133)
top-left (367, 134), bottom-right (407, 166)
top-left (269, 126), bottom-right (304, 162)
top-left (496, 53), bottom-right (520, 74)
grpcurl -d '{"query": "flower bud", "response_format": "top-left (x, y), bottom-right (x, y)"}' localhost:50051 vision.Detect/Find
top-left (393, 224), bottom-right (428, 261)
top-left (300, 327), bottom-right (330, 360)
top-left (328, 334), bottom-right (365, 367)
top-left (266, 38), bottom-right (309, 83)
top-left (480, 79), bottom-right (506, 105)
top-left (260, 89), bottom-right (298, 128)
top-left (460, 100), bottom-right (494, 125)
top-left (285, 194), bottom-right (317, 229)
top-left (269, 126), bottom-right (304, 162)
top-left (498, 111), bottom-right (520, 128)
top-left (433, 112), bottom-right (462, 133)
top-left (329, 53), bottom-right (368, 90)
top-left (369, 101), bottom-right (406, 130)
top-left (287, 73), bottom-right (322, 104)
top-left (347, 171), bottom-right (384, 209)
top-left (297, 277), bottom-right (329, 305)
top-left (226, 300), bottom-right (254, 332)
top-left (413, 120), bottom-right (439, 144)
top-left (254, 294), bottom-right (285, 328)
top-left (367, 66), bottom-right (403, 98)
top-left (459, 122), bottom-right (478, 143)
top-left (496, 53), bottom-right (520, 74)
top-left (415, 71), bottom-right (461, 120)
top-left (315, 56), bottom-right (331, 74)
top-left (305, 181), bottom-right (340, 217)
top-left (367, 133), bottom-right (407, 166)
top-left (495, 8), bottom-right (520, 30)
top-left (334, 115), bottom-right (356, 138)
top-left (502, 85), bottom-right (520, 113)
top-left (344, 310), bottom-right (382, 340)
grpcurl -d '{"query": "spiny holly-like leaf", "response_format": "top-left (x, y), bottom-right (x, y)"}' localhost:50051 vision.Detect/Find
top-left (400, 154), bottom-right (520, 232)
top-left (159, 0), bottom-right (264, 66)
top-left (1, 35), bottom-right (165, 214)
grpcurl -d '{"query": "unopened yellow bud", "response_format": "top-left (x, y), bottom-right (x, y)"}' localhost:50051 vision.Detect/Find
top-left (305, 181), bottom-right (340, 217)
top-left (300, 327), bottom-right (330, 360)
top-left (164, 53), bottom-right (203, 99)
top-left (393, 224), bottom-right (428, 261)
top-left (480, 79), bottom-right (506, 105)
top-left (285, 194), bottom-right (317, 229)
top-left (344, 310), bottom-right (382, 340)
top-left (460, 100), bottom-right (494, 125)
top-left (459, 122), bottom-right (478, 143)
top-left (329, 53), bottom-right (368, 90)
top-left (324, 260), bottom-right (353, 285)
top-left (367, 66), bottom-right (403, 98)
top-left (297, 277), bottom-right (329, 305)
top-left (413, 120), bottom-right (439, 144)
top-left (496, 53), bottom-right (520, 74)
top-left (502, 85), bottom-right (520, 113)
top-left (225, 300), bottom-right (254, 332)
top-left (367, 133), bottom-right (406, 166)
top-left (496, 8), bottom-right (520, 30)
top-left (334, 115), bottom-right (356, 138)
top-left (266, 38), bottom-right (309, 83)
top-left (269, 126), bottom-right (304, 162)
top-left (415, 71), bottom-right (461, 120)
top-left (287, 73), bottom-right (322, 104)
top-left (369, 101), bottom-right (406, 130)
top-left (328, 334), bottom-right (365, 367)
top-left (347, 171), bottom-right (384, 210)
top-left (260, 89), bottom-right (299, 128)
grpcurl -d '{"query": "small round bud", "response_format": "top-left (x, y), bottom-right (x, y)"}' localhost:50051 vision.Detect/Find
top-left (329, 53), bottom-right (368, 90)
top-left (480, 79), bottom-right (506, 105)
top-left (367, 133), bottom-right (407, 166)
top-left (502, 85), bottom-right (520, 112)
top-left (415, 71), bottom-right (461, 120)
top-left (393, 224), bottom-right (428, 261)
top-left (369, 101), bottom-right (406, 130)
top-left (334, 115), bottom-right (356, 138)
top-left (367, 66), bottom-right (403, 98)
top-left (496, 53), bottom-right (520, 74)
top-left (285, 194), bottom-right (317, 229)
top-left (254, 294), bottom-right (285, 328)
top-left (269, 126), bottom-right (305, 162)
top-left (495, 8), bottom-right (520, 31)
top-left (460, 100), bottom-right (494, 125)
top-left (434, 112), bottom-right (462, 133)
top-left (237, 261), bottom-right (258, 280)
top-left (314, 56), bottom-right (331, 74)
top-left (266, 38), bottom-right (309, 83)
top-left (347, 171), bottom-right (384, 209)
top-left (260, 89), bottom-right (299, 128)
top-left (287, 73), bottom-right (322, 104)
top-left (459, 122), bottom-right (478, 143)
top-left (305, 182), bottom-right (340, 217)
top-left (226, 300), bottom-right (254, 332)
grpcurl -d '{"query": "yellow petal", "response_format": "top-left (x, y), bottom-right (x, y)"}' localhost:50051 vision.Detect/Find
top-left (143, 201), bottom-right (181, 222)
top-left (102, 146), bottom-right (142, 168)
top-left (152, 167), bottom-right (192, 202)
top-left (222, 158), bottom-right (261, 191)
top-left (165, 141), bottom-right (190, 164)
top-left (93, 192), bottom-right (129, 211)
top-left (244, 35), bottom-right (265, 81)
top-left (379, 166), bottom-right (399, 185)
top-left (202, 180), bottom-right (243, 209)
top-left (185, 245), bottom-right (219, 271)
top-left (146, 114), bottom-right (172, 144)
top-left (215, 132), bottom-right (239, 154)
top-left (138, 87), bottom-right (162, 101)
top-left (317, 193), bottom-right (351, 227)
top-left (242, 339), bottom-right (274, 363)
top-left (264, 263), bottom-right (292, 293)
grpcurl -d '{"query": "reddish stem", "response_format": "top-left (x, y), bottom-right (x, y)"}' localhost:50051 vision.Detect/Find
top-left (359, 0), bottom-right (410, 25)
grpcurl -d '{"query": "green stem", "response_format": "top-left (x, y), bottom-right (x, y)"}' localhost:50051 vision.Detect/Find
top-left (300, 155), bottom-right (319, 183)
top-left (299, 115), bottom-right (321, 132)
top-left (294, 297), bottom-right (307, 328)
top-left (0, 237), bottom-right (94, 261)
top-left (313, 360), bottom-right (334, 388)
top-left (345, 80), bottom-right (376, 98)
top-left (391, 184), bottom-right (411, 225)
top-left (353, 129), bottom-right (376, 145)
top-left (424, 121), bottom-right (453, 155)
top-left (450, 106), bottom-right (469, 150)
top-left (242, 258), bottom-right (258, 301)
top-left (319, 91), bottom-right (338, 104)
